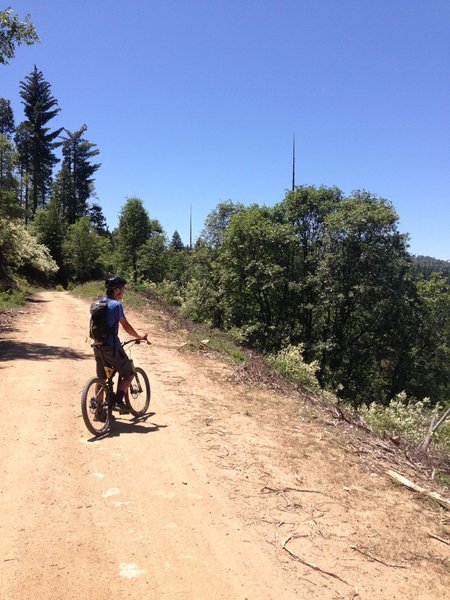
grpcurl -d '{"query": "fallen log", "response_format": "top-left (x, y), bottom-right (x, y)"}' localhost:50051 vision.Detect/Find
top-left (386, 469), bottom-right (450, 511)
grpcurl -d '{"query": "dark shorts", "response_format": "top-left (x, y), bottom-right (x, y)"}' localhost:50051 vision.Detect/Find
top-left (94, 344), bottom-right (133, 379)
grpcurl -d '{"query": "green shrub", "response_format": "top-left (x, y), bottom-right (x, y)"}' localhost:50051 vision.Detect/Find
top-left (141, 280), bottom-right (184, 307)
top-left (267, 344), bottom-right (321, 393)
top-left (0, 287), bottom-right (30, 309)
top-left (70, 281), bottom-right (104, 298)
top-left (181, 279), bottom-right (221, 323)
top-left (358, 392), bottom-right (450, 451)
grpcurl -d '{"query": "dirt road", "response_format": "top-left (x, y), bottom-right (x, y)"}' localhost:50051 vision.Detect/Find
top-left (0, 290), bottom-right (449, 600)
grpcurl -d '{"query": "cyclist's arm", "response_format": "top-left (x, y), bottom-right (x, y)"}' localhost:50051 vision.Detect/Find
top-left (119, 317), bottom-right (148, 340)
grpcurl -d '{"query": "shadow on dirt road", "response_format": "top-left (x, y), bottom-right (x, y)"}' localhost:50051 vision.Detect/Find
top-left (0, 340), bottom-right (88, 362)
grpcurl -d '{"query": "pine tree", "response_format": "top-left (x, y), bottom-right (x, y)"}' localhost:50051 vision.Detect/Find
top-left (57, 125), bottom-right (100, 223)
top-left (19, 66), bottom-right (62, 216)
top-left (87, 202), bottom-right (109, 236)
top-left (170, 230), bottom-right (184, 250)
top-left (0, 98), bottom-right (14, 137)
top-left (14, 121), bottom-right (33, 223)
top-left (0, 99), bottom-right (20, 217)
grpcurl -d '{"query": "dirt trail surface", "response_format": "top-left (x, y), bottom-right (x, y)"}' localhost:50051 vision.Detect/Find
top-left (1, 290), bottom-right (449, 600)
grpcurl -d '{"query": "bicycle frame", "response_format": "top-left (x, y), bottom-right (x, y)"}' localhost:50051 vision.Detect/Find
top-left (92, 338), bottom-right (144, 397)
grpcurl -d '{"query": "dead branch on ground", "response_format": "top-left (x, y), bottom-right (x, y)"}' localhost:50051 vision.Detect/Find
top-left (428, 532), bottom-right (450, 546)
top-left (350, 545), bottom-right (407, 568)
top-left (282, 535), bottom-right (354, 588)
top-left (261, 486), bottom-right (326, 496)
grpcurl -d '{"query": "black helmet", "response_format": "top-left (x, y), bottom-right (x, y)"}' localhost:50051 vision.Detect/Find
top-left (105, 276), bottom-right (127, 288)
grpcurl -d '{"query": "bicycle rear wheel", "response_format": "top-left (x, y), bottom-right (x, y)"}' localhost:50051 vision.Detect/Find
top-left (81, 376), bottom-right (112, 436)
top-left (126, 367), bottom-right (151, 417)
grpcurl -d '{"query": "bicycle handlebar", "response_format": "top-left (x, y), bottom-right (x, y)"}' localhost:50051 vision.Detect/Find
top-left (122, 337), bottom-right (151, 347)
top-left (91, 338), bottom-right (151, 350)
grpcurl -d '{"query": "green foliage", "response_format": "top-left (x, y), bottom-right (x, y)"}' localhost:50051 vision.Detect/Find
top-left (0, 283), bottom-right (31, 309)
top-left (182, 278), bottom-right (222, 323)
top-left (186, 327), bottom-right (246, 364)
top-left (215, 204), bottom-right (298, 348)
top-left (0, 98), bottom-right (15, 137)
top-left (19, 66), bottom-right (62, 215)
top-left (0, 69), bottom-right (106, 291)
top-left (32, 199), bottom-right (67, 270)
top-left (63, 217), bottom-right (104, 282)
top-left (170, 230), bottom-right (184, 250)
top-left (200, 200), bottom-right (245, 249)
top-left (141, 280), bottom-right (184, 307)
top-left (0, 134), bottom-right (20, 218)
top-left (0, 216), bottom-right (57, 279)
top-left (407, 274), bottom-right (450, 406)
top-left (412, 255), bottom-right (450, 282)
top-left (315, 190), bottom-right (415, 405)
top-left (181, 240), bottom-right (224, 327)
top-left (137, 234), bottom-right (168, 282)
top-left (87, 203), bottom-right (109, 236)
top-left (434, 470), bottom-right (450, 488)
top-left (166, 245), bottom-right (189, 284)
top-left (70, 280), bottom-right (104, 299)
top-left (358, 392), bottom-right (450, 451)
top-left (114, 197), bottom-right (163, 284)
top-left (0, 7), bottom-right (39, 65)
top-left (267, 344), bottom-right (321, 393)
top-left (187, 186), bottom-right (434, 409)
top-left (57, 125), bottom-right (100, 224)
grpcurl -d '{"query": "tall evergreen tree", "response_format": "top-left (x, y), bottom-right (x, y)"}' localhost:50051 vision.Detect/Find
top-left (0, 98), bottom-right (17, 214)
top-left (87, 202), bottom-right (109, 236)
top-left (19, 66), bottom-right (62, 216)
top-left (57, 125), bottom-right (100, 223)
top-left (0, 135), bottom-right (19, 218)
top-left (14, 121), bottom-right (33, 222)
top-left (0, 98), bottom-right (14, 137)
top-left (170, 230), bottom-right (184, 250)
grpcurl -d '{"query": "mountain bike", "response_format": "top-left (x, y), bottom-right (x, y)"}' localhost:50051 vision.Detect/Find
top-left (81, 338), bottom-right (151, 436)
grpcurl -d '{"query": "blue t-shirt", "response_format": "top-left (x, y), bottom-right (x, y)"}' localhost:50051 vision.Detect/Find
top-left (101, 296), bottom-right (125, 346)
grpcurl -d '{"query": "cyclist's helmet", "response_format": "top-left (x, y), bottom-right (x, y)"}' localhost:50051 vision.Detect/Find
top-left (105, 276), bottom-right (127, 288)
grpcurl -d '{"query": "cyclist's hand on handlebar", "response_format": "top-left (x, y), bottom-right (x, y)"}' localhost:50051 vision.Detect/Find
top-left (140, 332), bottom-right (150, 344)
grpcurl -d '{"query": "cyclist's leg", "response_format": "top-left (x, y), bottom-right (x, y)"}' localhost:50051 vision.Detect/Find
top-left (93, 347), bottom-right (107, 405)
top-left (101, 345), bottom-right (133, 412)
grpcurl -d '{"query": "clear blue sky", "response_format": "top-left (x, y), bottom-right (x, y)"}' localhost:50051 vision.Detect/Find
top-left (3, 1), bottom-right (450, 259)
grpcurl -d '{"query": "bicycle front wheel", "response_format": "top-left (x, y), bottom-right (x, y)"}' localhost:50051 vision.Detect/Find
top-left (126, 367), bottom-right (151, 417)
top-left (81, 376), bottom-right (112, 436)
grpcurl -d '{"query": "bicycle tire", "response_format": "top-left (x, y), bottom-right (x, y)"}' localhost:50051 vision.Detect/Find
top-left (81, 376), bottom-right (112, 436)
top-left (125, 367), bottom-right (151, 417)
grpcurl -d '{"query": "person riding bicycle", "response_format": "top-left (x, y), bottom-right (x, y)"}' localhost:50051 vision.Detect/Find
top-left (92, 276), bottom-right (148, 414)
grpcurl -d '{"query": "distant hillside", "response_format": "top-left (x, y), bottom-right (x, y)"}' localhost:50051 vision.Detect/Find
top-left (412, 255), bottom-right (450, 280)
